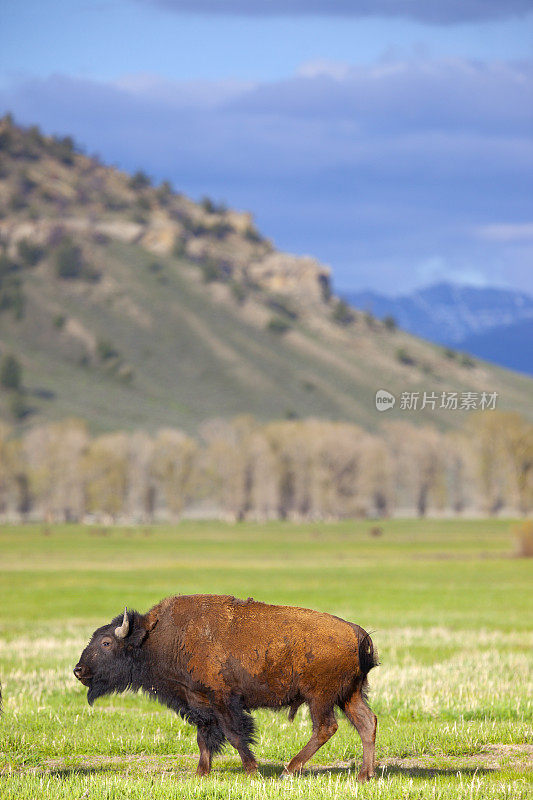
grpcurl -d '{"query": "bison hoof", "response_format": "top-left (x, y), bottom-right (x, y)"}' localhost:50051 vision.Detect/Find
top-left (280, 769), bottom-right (295, 780)
top-left (357, 768), bottom-right (375, 782)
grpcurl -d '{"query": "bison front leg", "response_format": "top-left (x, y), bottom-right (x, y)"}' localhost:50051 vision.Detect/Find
top-left (196, 728), bottom-right (212, 777)
top-left (195, 720), bottom-right (226, 777)
top-left (283, 702), bottom-right (338, 775)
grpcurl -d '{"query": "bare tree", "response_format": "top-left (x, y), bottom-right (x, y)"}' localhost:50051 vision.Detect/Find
top-left (152, 428), bottom-right (198, 519)
top-left (23, 419), bottom-right (89, 521)
top-left (383, 422), bottom-right (446, 516)
top-left (83, 432), bottom-right (129, 520)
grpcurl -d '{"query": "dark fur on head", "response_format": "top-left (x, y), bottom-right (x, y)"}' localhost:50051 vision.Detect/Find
top-left (74, 609), bottom-right (229, 755)
top-left (75, 610), bottom-right (150, 705)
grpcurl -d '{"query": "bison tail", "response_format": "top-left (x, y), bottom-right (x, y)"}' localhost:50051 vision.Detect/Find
top-left (358, 631), bottom-right (379, 677)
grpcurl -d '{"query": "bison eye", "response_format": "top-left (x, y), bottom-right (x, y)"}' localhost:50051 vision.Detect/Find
top-left (101, 638), bottom-right (113, 649)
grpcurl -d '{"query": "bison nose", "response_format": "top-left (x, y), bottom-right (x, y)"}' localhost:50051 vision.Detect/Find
top-left (73, 665), bottom-right (84, 680)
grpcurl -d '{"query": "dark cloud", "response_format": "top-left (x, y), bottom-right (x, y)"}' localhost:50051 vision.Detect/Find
top-left (1, 57), bottom-right (531, 292)
top-left (137, 0), bottom-right (532, 24)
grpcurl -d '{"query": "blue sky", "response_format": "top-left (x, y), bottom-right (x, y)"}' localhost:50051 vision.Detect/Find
top-left (1, 0), bottom-right (532, 294)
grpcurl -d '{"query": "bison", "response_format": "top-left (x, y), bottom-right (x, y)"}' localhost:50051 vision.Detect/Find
top-left (74, 594), bottom-right (378, 779)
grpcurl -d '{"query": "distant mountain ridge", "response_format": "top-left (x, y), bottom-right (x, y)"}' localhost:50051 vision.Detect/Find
top-left (344, 283), bottom-right (533, 375)
top-left (457, 319), bottom-right (533, 377)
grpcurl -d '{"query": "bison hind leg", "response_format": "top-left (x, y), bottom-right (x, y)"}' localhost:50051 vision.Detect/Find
top-left (284, 701), bottom-right (338, 775)
top-left (341, 683), bottom-right (377, 782)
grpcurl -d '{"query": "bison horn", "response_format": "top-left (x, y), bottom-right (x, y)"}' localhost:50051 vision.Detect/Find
top-left (114, 607), bottom-right (129, 639)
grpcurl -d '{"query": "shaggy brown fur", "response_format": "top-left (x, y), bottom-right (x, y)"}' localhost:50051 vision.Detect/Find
top-left (74, 594), bottom-right (378, 779)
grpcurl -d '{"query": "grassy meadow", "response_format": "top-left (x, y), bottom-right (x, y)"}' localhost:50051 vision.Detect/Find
top-left (0, 519), bottom-right (531, 799)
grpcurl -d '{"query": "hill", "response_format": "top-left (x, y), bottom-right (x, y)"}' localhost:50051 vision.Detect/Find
top-left (0, 115), bottom-right (532, 433)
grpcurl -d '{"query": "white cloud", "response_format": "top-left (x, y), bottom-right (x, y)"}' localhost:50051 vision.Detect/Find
top-left (296, 60), bottom-right (351, 81)
top-left (475, 223), bottom-right (533, 242)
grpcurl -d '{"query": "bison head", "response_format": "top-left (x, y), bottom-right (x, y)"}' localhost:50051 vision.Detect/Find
top-left (74, 608), bottom-right (152, 705)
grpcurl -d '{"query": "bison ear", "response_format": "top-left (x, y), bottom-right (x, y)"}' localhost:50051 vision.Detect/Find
top-left (128, 615), bottom-right (157, 648)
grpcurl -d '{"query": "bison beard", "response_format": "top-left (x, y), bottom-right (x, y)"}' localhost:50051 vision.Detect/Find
top-left (74, 595), bottom-right (378, 779)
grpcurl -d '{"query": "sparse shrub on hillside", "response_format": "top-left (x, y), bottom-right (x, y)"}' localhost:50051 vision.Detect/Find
top-left (459, 352), bottom-right (475, 368)
top-left (383, 314), bottom-right (397, 331)
top-left (172, 236), bottom-right (186, 258)
top-left (54, 239), bottom-right (83, 279)
top-left (53, 313), bottom-right (66, 329)
top-left (0, 354), bottom-right (22, 390)
top-left (17, 238), bottom-right (44, 267)
top-left (47, 225), bottom-right (66, 249)
top-left (209, 220), bottom-right (233, 240)
top-left (201, 196), bottom-right (227, 215)
top-left (184, 217), bottom-right (209, 237)
top-left (39, 187), bottom-right (56, 204)
top-left (91, 231), bottom-right (110, 246)
top-left (156, 181), bottom-right (173, 205)
top-left (230, 281), bottom-right (247, 304)
top-left (243, 225), bottom-right (263, 244)
top-left (96, 339), bottom-right (120, 362)
top-left (319, 274), bottom-right (331, 302)
top-left (130, 209), bottom-right (149, 225)
top-left (102, 193), bottom-right (127, 211)
top-left (147, 260), bottom-right (164, 275)
top-left (26, 125), bottom-right (44, 149)
top-left (396, 347), bottom-right (416, 366)
top-left (0, 255), bottom-right (25, 318)
top-left (129, 170), bottom-right (151, 190)
top-left (9, 192), bottom-right (27, 212)
top-left (266, 295), bottom-right (298, 320)
top-left (49, 135), bottom-right (76, 165)
top-left (364, 310), bottom-right (376, 329)
top-left (0, 124), bottom-right (13, 152)
top-left (332, 299), bottom-right (355, 326)
top-left (200, 196), bottom-right (215, 214)
top-left (17, 170), bottom-right (37, 195)
top-left (200, 259), bottom-right (226, 283)
top-left (444, 347), bottom-right (457, 359)
top-left (9, 391), bottom-right (29, 420)
top-left (135, 195), bottom-right (151, 211)
top-left (267, 316), bottom-right (291, 335)
top-left (0, 253), bottom-right (20, 278)
top-left (54, 238), bottom-right (100, 282)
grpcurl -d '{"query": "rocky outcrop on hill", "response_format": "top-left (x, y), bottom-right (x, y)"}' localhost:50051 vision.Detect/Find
top-left (0, 115), bottom-right (331, 310)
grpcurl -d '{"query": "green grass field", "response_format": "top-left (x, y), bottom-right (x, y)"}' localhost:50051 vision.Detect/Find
top-left (0, 519), bottom-right (531, 799)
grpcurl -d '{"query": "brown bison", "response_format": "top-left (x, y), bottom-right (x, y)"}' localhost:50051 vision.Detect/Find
top-left (74, 594), bottom-right (378, 779)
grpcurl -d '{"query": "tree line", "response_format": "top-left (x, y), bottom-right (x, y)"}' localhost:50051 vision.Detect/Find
top-left (0, 412), bottom-right (531, 522)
